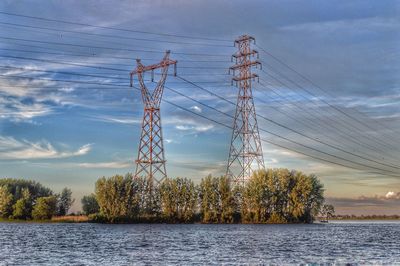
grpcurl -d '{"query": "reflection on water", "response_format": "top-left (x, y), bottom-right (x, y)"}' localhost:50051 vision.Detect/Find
top-left (0, 221), bottom-right (399, 265)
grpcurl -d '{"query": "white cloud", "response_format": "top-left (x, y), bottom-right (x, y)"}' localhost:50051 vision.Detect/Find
top-left (165, 139), bottom-right (180, 144)
top-left (385, 191), bottom-right (399, 199)
top-left (175, 124), bottom-right (214, 132)
top-left (92, 115), bottom-right (141, 125)
top-left (77, 161), bottom-right (132, 169)
top-left (0, 66), bottom-right (91, 121)
top-left (189, 105), bottom-right (202, 113)
top-left (0, 136), bottom-right (91, 160)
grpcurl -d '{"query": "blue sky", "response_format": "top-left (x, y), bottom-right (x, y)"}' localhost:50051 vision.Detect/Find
top-left (0, 0), bottom-right (399, 214)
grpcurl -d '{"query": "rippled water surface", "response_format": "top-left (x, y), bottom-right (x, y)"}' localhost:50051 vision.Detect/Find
top-left (0, 221), bottom-right (399, 265)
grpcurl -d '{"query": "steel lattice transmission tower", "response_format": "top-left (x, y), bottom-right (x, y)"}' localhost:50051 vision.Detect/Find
top-left (226, 35), bottom-right (265, 184)
top-left (130, 50), bottom-right (177, 184)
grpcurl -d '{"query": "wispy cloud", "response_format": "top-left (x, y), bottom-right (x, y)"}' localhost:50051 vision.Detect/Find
top-left (91, 115), bottom-right (141, 125)
top-left (0, 97), bottom-right (53, 121)
top-left (77, 161), bottom-right (132, 169)
top-left (280, 17), bottom-right (400, 33)
top-left (175, 124), bottom-right (214, 132)
top-left (0, 136), bottom-right (91, 160)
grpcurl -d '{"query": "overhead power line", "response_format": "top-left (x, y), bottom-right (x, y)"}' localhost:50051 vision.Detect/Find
top-left (0, 21), bottom-right (233, 48)
top-left (258, 72), bottom-right (395, 157)
top-left (174, 75), bottom-right (400, 172)
top-left (253, 82), bottom-right (400, 168)
top-left (256, 43), bottom-right (399, 146)
top-left (2, 54), bottom-right (397, 169)
top-left (0, 11), bottom-right (232, 42)
top-left (1, 73), bottom-right (399, 177)
top-left (0, 47), bottom-right (231, 63)
top-left (3, 47), bottom-right (394, 162)
top-left (1, 9), bottom-right (394, 142)
top-left (0, 36), bottom-right (230, 57)
top-left (0, 55), bottom-right (229, 72)
top-left (259, 64), bottom-right (397, 152)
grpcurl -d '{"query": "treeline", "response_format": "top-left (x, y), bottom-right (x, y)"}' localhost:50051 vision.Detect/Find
top-left (0, 179), bottom-right (74, 220)
top-left (330, 214), bottom-right (400, 220)
top-left (82, 169), bottom-right (325, 224)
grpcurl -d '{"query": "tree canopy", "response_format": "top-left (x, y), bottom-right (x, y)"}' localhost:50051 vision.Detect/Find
top-left (90, 169), bottom-right (325, 224)
top-left (32, 196), bottom-right (57, 220)
top-left (0, 178), bottom-right (74, 220)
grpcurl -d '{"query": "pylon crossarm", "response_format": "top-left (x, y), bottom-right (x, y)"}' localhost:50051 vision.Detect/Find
top-left (232, 50), bottom-right (259, 59)
top-left (234, 35), bottom-right (255, 44)
top-left (230, 60), bottom-right (261, 71)
top-left (233, 74), bottom-right (258, 82)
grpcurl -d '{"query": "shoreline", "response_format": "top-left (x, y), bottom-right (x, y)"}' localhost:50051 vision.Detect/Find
top-left (1, 216), bottom-right (399, 224)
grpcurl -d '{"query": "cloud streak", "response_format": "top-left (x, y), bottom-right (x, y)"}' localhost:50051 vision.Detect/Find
top-left (77, 161), bottom-right (132, 169)
top-left (0, 136), bottom-right (91, 160)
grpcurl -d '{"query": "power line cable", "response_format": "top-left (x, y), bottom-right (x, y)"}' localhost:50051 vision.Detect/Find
top-left (0, 21), bottom-right (233, 47)
top-left (175, 75), bottom-right (400, 171)
top-left (255, 81), bottom-right (400, 167)
top-left (256, 43), bottom-right (399, 144)
top-left (0, 11), bottom-right (232, 42)
top-left (259, 64), bottom-right (397, 152)
top-left (2, 61), bottom-right (397, 168)
top-left (0, 47), bottom-right (231, 63)
top-left (1, 73), bottom-right (399, 177)
top-left (257, 75), bottom-right (395, 158)
top-left (0, 36), bottom-right (230, 57)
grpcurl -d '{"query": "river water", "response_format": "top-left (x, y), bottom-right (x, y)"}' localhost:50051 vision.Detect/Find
top-left (0, 221), bottom-right (399, 265)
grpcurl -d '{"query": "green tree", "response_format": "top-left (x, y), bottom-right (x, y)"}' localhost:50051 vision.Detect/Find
top-left (304, 175), bottom-right (325, 223)
top-left (266, 169), bottom-right (292, 223)
top-left (57, 188), bottom-right (75, 216)
top-left (241, 170), bottom-right (270, 223)
top-left (199, 175), bottom-right (219, 223)
top-left (198, 176), bottom-right (235, 223)
top-left (0, 185), bottom-right (13, 218)
top-left (138, 176), bottom-right (161, 220)
top-left (217, 176), bottom-right (235, 223)
top-left (32, 196), bottom-right (57, 220)
top-left (288, 171), bottom-right (312, 222)
top-left (95, 174), bottom-right (143, 222)
top-left (159, 177), bottom-right (197, 222)
top-left (12, 188), bottom-right (32, 219)
top-left (241, 169), bottom-right (324, 223)
top-left (81, 194), bottom-right (99, 215)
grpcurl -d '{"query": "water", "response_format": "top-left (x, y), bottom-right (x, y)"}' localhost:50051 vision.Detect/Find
top-left (0, 221), bottom-right (399, 265)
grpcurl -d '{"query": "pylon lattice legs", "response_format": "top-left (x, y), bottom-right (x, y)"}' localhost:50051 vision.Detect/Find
top-left (135, 108), bottom-right (167, 183)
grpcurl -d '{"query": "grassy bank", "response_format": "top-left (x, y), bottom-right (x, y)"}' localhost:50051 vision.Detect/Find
top-left (51, 215), bottom-right (89, 223)
top-left (0, 215), bottom-right (89, 223)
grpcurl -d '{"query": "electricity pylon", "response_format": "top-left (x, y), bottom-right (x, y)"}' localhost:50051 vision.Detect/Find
top-left (130, 50), bottom-right (177, 184)
top-left (226, 35), bottom-right (265, 185)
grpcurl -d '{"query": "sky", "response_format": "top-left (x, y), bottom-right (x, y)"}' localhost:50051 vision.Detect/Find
top-left (0, 0), bottom-right (399, 215)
